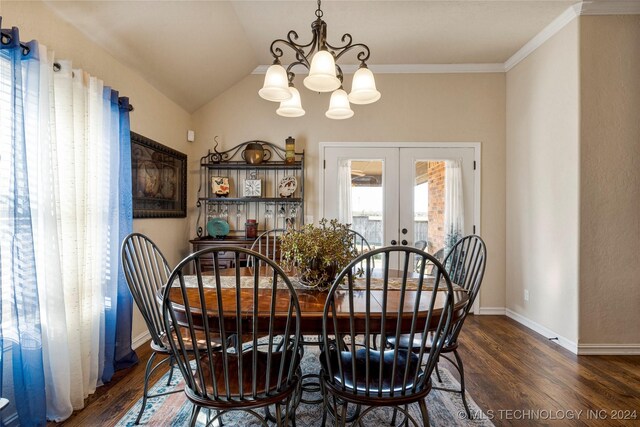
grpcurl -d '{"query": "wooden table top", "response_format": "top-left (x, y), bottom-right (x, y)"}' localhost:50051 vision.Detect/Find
top-left (164, 268), bottom-right (468, 335)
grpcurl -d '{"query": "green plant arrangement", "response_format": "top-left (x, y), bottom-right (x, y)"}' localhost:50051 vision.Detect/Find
top-left (280, 219), bottom-right (359, 289)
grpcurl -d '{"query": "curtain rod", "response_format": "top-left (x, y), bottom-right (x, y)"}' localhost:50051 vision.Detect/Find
top-left (1, 30), bottom-right (134, 112)
top-left (50, 62), bottom-right (134, 112)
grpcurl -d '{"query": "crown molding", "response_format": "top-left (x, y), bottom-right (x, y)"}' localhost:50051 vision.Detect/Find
top-left (505, 1), bottom-right (640, 71)
top-left (252, 63), bottom-right (505, 75)
top-left (504, 3), bottom-right (582, 72)
top-left (254, 1), bottom-right (639, 77)
top-left (580, 0), bottom-right (640, 15)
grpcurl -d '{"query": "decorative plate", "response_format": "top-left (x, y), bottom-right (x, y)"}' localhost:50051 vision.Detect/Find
top-left (207, 218), bottom-right (230, 238)
top-left (278, 176), bottom-right (297, 198)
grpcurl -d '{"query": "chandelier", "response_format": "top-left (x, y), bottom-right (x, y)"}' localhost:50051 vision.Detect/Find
top-left (258, 0), bottom-right (381, 119)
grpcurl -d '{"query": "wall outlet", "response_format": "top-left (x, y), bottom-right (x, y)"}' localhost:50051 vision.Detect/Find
top-left (524, 289), bottom-right (529, 302)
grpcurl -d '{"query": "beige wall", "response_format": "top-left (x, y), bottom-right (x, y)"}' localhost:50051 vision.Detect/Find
top-left (506, 20), bottom-right (580, 342)
top-left (3, 1), bottom-right (193, 341)
top-left (192, 73), bottom-right (507, 309)
top-left (579, 16), bottom-right (640, 344)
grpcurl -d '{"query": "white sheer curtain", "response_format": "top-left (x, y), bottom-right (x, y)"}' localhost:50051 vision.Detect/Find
top-left (23, 47), bottom-right (122, 421)
top-left (444, 159), bottom-right (464, 249)
top-left (24, 46), bottom-right (74, 420)
top-left (337, 159), bottom-right (353, 224)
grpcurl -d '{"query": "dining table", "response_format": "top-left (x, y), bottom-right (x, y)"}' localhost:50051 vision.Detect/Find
top-left (163, 267), bottom-right (469, 335)
top-left (162, 266), bottom-right (470, 418)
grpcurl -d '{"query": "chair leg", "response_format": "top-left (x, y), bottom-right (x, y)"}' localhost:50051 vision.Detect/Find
top-left (285, 394), bottom-right (295, 427)
top-left (390, 408), bottom-right (398, 426)
top-left (320, 379), bottom-right (328, 427)
top-left (167, 354), bottom-right (175, 386)
top-left (339, 402), bottom-right (348, 427)
top-left (453, 349), bottom-right (471, 419)
top-left (275, 402), bottom-right (284, 427)
top-left (391, 406), bottom-right (409, 427)
top-left (189, 404), bottom-right (201, 427)
top-left (435, 360), bottom-right (443, 383)
top-left (418, 399), bottom-right (430, 427)
top-left (135, 351), bottom-right (157, 425)
top-left (331, 394), bottom-right (340, 427)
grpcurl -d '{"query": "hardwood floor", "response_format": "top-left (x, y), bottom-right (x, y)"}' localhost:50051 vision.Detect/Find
top-left (53, 315), bottom-right (640, 426)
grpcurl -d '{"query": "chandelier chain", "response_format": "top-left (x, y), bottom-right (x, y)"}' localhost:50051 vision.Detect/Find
top-left (315, 0), bottom-right (323, 18)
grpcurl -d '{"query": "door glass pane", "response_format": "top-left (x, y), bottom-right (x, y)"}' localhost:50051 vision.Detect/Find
top-left (414, 160), bottom-right (446, 256)
top-left (350, 160), bottom-right (383, 250)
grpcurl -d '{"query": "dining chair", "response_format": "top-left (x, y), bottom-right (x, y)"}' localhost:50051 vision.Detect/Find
top-left (348, 229), bottom-right (374, 274)
top-left (347, 229), bottom-right (371, 255)
top-left (320, 246), bottom-right (455, 426)
top-left (249, 228), bottom-right (287, 265)
top-left (121, 233), bottom-right (182, 424)
top-left (161, 247), bottom-right (302, 427)
top-left (388, 235), bottom-right (487, 418)
top-left (413, 240), bottom-right (427, 272)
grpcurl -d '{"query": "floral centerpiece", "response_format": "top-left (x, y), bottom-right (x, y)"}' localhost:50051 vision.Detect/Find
top-left (280, 219), bottom-right (359, 289)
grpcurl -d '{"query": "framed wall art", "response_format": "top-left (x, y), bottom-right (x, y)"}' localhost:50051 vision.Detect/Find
top-left (131, 131), bottom-right (187, 218)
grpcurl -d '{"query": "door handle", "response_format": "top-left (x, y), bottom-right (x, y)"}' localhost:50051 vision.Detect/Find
top-left (401, 228), bottom-right (408, 235)
top-left (401, 240), bottom-right (408, 245)
top-left (390, 240), bottom-right (397, 245)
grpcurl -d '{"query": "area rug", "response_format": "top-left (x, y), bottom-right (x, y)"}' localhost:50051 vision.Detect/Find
top-left (117, 347), bottom-right (493, 426)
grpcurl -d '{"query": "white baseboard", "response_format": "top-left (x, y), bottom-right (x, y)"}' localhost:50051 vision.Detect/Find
top-left (477, 307), bottom-right (506, 315)
top-left (506, 309), bottom-right (578, 354)
top-left (132, 331), bottom-right (151, 350)
top-left (577, 344), bottom-right (640, 355)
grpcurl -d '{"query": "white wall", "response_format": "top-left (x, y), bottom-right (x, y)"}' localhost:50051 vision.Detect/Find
top-left (506, 20), bottom-right (580, 343)
top-left (192, 72), bottom-right (507, 310)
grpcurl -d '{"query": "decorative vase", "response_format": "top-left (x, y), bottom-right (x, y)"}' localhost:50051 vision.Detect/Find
top-left (299, 258), bottom-right (338, 290)
top-left (241, 143), bottom-right (272, 165)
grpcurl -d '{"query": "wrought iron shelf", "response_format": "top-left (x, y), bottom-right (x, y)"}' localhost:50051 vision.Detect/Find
top-left (199, 197), bottom-right (303, 203)
top-left (195, 139), bottom-right (305, 238)
top-left (201, 160), bottom-right (302, 170)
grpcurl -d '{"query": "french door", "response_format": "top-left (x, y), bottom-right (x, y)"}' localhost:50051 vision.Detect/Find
top-left (322, 144), bottom-right (477, 269)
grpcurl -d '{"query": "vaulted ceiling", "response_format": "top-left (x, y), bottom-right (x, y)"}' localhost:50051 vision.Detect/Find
top-left (44, 0), bottom-right (578, 112)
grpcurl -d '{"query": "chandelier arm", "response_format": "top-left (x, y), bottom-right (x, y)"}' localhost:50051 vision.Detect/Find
top-left (285, 64), bottom-right (301, 85)
top-left (325, 32), bottom-right (353, 50)
top-left (286, 29), bottom-right (316, 51)
top-left (335, 64), bottom-right (344, 84)
top-left (270, 38), bottom-right (318, 69)
top-left (329, 41), bottom-right (371, 64)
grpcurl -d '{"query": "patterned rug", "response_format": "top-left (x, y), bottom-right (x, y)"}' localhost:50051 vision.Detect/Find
top-left (117, 347), bottom-right (493, 426)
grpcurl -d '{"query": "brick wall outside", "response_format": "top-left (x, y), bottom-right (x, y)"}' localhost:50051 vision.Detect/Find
top-left (427, 161), bottom-right (445, 253)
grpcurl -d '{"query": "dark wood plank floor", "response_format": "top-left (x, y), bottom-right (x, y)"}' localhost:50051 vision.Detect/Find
top-left (53, 315), bottom-right (640, 426)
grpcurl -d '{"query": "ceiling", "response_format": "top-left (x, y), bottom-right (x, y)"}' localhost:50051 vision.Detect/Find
top-left (44, 0), bottom-right (578, 113)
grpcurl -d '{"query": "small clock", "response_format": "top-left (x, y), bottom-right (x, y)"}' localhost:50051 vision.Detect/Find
top-left (243, 179), bottom-right (262, 197)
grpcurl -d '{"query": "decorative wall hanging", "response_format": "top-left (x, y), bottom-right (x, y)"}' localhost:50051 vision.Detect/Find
top-left (131, 132), bottom-right (187, 218)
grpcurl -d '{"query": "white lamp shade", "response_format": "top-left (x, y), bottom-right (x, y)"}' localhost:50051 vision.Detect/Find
top-left (303, 50), bottom-right (341, 92)
top-left (259, 64), bottom-right (292, 102)
top-left (277, 87), bottom-right (305, 117)
top-left (348, 67), bottom-right (381, 105)
top-left (325, 89), bottom-right (354, 120)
